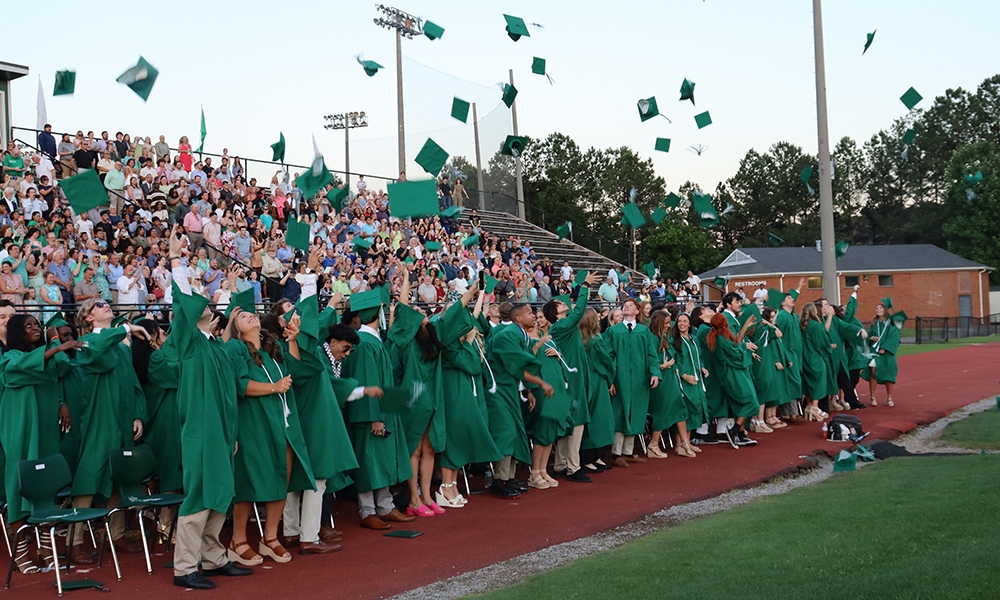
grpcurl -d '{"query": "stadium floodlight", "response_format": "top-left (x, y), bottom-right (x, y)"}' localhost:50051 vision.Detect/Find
top-left (373, 4), bottom-right (422, 176)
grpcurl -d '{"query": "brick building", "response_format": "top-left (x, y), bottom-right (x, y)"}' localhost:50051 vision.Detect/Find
top-left (699, 244), bottom-right (993, 319)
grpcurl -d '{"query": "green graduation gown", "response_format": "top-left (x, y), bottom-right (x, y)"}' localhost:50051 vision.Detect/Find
top-left (711, 335), bottom-right (760, 419)
top-left (581, 333), bottom-right (616, 450)
top-left (865, 318), bottom-right (900, 383)
top-left (751, 325), bottom-right (788, 407)
top-left (387, 303), bottom-right (445, 456)
top-left (776, 308), bottom-right (803, 399)
top-left (288, 298), bottom-right (358, 491)
top-left (0, 343), bottom-right (68, 521)
top-left (801, 319), bottom-right (837, 399)
top-left (843, 297), bottom-right (871, 373)
top-left (160, 283), bottom-right (239, 517)
top-left (73, 327), bottom-right (147, 498)
top-left (672, 335), bottom-right (709, 431)
top-left (647, 341), bottom-right (685, 430)
top-left (225, 340), bottom-right (315, 503)
top-left (696, 323), bottom-right (726, 419)
top-left (341, 327), bottom-right (412, 493)
top-left (524, 338), bottom-right (573, 446)
top-left (484, 323), bottom-right (539, 464)
top-left (141, 351), bottom-right (183, 492)
top-left (58, 357), bottom-right (85, 477)
top-left (605, 321), bottom-right (659, 436)
top-left (547, 290), bottom-right (591, 428)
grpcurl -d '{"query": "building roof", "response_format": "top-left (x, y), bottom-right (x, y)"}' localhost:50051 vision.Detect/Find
top-left (700, 244), bottom-right (993, 279)
top-left (0, 61), bottom-right (29, 82)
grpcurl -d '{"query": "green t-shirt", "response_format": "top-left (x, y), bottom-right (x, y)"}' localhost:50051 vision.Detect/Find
top-left (3, 154), bottom-right (25, 177)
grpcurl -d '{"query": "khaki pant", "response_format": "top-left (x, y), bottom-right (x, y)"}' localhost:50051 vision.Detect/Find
top-left (612, 432), bottom-right (635, 456)
top-left (173, 509), bottom-right (228, 577)
top-left (107, 190), bottom-right (125, 214)
top-left (553, 424), bottom-right (585, 475)
top-left (494, 455), bottom-right (518, 481)
top-left (283, 479), bottom-right (326, 543)
top-left (71, 493), bottom-right (124, 545)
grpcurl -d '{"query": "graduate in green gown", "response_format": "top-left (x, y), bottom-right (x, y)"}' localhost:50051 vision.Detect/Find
top-left (829, 296), bottom-right (869, 410)
top-left (224, 306), bottom-right (314, 564)
top-left (842, 288), bottom-right (872, 407)
top-left (578, 308), bottom-right (616, 469)
top-left (799, 302), bottom-right (836, 420)
top-left (691, 305), bottom-right (727, 444)
top-left (484, 303), bottom-right (553, 496)
top-left (646, 310), bottom-right (682, 458)
top-left (434, 286), bottom-right (501, 508)
top-left (50, 319), bottom-right (85, 478)
top-left (864, 301), bottom-right (900, 406)
top-left (705, 312), bottom-right (760, 447)
top-left (748, 308), bottom-right (792, 432)
top-left (340, 291), bottom-right (416, 529)
top-left (775, 286), bottom-right (805, 420)
top-left (0, 314), bottom-right (83, 573)
top-left (387, 277), bottom-right (446, 517)
top-left (71, 298), bottom-right (148, 561)
top-left (604, 299), bottom-right (660, 464)
top-left (669, 312), bottom-right (709, 457)
top-left (524, 312), bottom-right (574, 489)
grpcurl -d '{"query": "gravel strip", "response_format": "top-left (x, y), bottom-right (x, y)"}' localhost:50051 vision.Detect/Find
top-left (392, 398), bottom-right (996, 600)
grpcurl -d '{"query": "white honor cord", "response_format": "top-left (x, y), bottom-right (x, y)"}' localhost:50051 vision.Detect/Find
top-left (544, 341), bottom-right (578, 373)
top-left (475, 337), bottom-right (498, 394)
top-left (263, 356), bottom-right (291, 427)
top-left (682, 335), bottom-right (706, 392)
top-left (873, 320), bottom-right (887, 351)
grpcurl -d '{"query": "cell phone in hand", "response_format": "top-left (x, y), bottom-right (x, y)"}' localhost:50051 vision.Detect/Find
top-left (479, 270), bottom-right (486, 291)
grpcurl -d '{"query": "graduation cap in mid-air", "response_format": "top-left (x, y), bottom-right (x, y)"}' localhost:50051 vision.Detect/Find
top-left (890, 310), bottom-right (908, 329)
top-left (270, 132), bottom-right (286, 163)
top-left (501, 135), bottom-right (529, 157)
top-left (501, 83), bottom-right (518, 108)
top-left (462, 234), bottom-right (481, 248)
top-left (679, 78), bottom-right (696, 105)
top-left (441, 205), bottom-right (462, 219)
top-left (286, 217), bottom-right (311, 251)
top-left (902, 128), bottom-right (917, 145)
top-left (655, 138), bottom-right (671, 153)
top-left (637, 97), bottom-right (665, 122)
top-left (643, 261), bottom-right (657, 280)
top-left (423, 20), bottom-right (445, 40)
top-left (451, 97), bottom-right (470, 123)
top-left (62, 169), bottom-right (108, 214)
top-left (621, 202), bottom-right (646, 229)
top-left (650, 207), bottom-right (667, 224)
top-left (503, 14), bottom-right (531, 41)
top-left (424, 241), bottom-right (442, 252)
top-left (225, 288), bottom-right (257, 318)
top-left (663, 192), bottom-right (682, 208)
top-left (800, 166), bottom-right (815, 195)
top-left (117, 56), bottom-right (158, 101)
top-left (352, 237), bottom-right (373, 252)
top-left (900, 87), bottom-right (923, 110)
top-left (531, 57), bottom-right (555, 85)
top-left (765, 288), bottom-right (787, 310)
top-left (714, 276), bottom-right (727, 288)
top-left (54, 70), bottom-right (76, 96)
top-left (835, 240), bottom-right (850, 259)
top-left (693, 193), bottom-right (718, 228)
top-left (355, 55), bottom-right (383, 77)
top-left (863, 29), bottom-right (877, 55)
top-left (414, 138), bottom-right (449, 176)
top-left (387, 179), bottom-right (439, 219)
top-left (694, 111), bottom-right (712, 129)
top-left (769, 232), bottom-right (785, 247)
top-left (880, 296), bottom-right (893, 310)
top-left (556, 222), bottom-right (572, 240)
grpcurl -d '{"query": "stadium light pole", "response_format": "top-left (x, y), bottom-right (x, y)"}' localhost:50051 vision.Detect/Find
top-left (813, 0), bottom-right (839, 304)
top-left (374, 4), bottom-right (422, 178)
top-left (324, 112), bottom-right (369, 188)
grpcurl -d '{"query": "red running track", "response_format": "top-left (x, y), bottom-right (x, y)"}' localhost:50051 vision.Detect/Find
top-left (9, 342), bottom-right (1000, 599)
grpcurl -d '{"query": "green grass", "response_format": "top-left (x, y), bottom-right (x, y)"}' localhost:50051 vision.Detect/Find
top-left (895, 334), bottom-right (1000, 357)
top-left (941, 408), bottom-right (1000, 450)
top-left (473, 455), bottom-right (1000, 600)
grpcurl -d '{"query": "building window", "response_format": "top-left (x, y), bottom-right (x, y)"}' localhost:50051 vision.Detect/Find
top-left (844, 276), bottom-right (859, 288)
top-left (807, 277), bottom-right (823, 290)
top-left (878, 275), bottom-right (894, 287)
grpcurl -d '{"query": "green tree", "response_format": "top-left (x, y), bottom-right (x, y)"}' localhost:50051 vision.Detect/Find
top-left (942, 141), bottom-right (1000, 284)
top-left (641, 216), bottom-right (721, 279)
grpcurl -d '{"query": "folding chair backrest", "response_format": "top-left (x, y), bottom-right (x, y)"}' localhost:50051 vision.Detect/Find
top-left (18, 455), bottom-right (72, 513)
top-left (109, 444), bottom-right (156, 499)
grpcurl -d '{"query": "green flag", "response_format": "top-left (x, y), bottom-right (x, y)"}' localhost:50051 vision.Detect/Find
top-left (271, 132), bottom-right (286, 163)
top-left (196, 106), bottom-right (207, 153)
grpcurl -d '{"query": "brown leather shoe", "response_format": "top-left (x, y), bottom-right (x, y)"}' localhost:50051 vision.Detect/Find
top-left (787, 415), bottom-right (807, 424)
top-left (624, 455), bottom-right (646, 464)
top-left (359, 515), bottom-right (392, 530)
top-left (319, 527), bottom-right (344, 543)
top-left (113, 537), bottom-right (143, 554)
top-left (69, 545), bottom-right (96, 565)
top-left (379, 508), bottom-right (416, 523)
top-left (612, 456), bottom-right (629, 468)
top-left (299, 541), bottom-right (343, 555)
top-left (281, 535), bottom-right (300, 548)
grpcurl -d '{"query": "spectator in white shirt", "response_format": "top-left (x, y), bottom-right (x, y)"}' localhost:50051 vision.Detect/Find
top-left (75, 213), bottom-right (94, 239)
top-left (685, 270), bottom-right (702, 293)
top-left (560, 260), bottom-right (572, 283)
top-left (753, 284), bottom-right (768, 305)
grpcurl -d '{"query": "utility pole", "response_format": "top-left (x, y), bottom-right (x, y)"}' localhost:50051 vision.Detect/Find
top-left (509, 69), bottom-right (525, 220)
top-left (813, 0), bottom-right (839, 304)
top-left (323, 112), bottom-right (368, 188)
top-left (374, 5), bottom-right (422, 177)
top-left (472, 102), bottom-right (485, 210)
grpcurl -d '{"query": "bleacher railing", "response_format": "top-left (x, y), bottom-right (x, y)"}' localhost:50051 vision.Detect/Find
top-left (914, 314), bottom-right (1000, 343)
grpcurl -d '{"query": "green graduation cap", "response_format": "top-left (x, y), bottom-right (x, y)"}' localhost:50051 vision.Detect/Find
top-left (643, 261), bottom-right (657, 280)
top-left (621, 202), bottom-right (646, 229)
top-left (769, 232), bottom-right (785, 247)
top-left (271, 132), bottom-right (286, 163)
top-left (552, 294), bottom-right (571, 306)
top-left (504, 14), bottom-right (530, 41)
top-left (835, 240), bottom-right (850, 259)
top-left (863, 29), bottom-right (876, 55)
top-left (501, 135), bottom-right (529, 157)
top-left (330, 185), bottom-right (350, 207)
top-left (352, 236), bottom-right (373, 251)
top-left (502, 83), bottom-right (518, 108)
top-left (117, 56), bottom-right (159, 101)
top-left (890, 310), bottom-right (908, 329)
top-left (451, 97), bottom-right (470, 123)
top-left (424, 241), bottom-right (442, 252)
top-left (964, 170), bottom-right (984, 185)
top-left (62, 169), bottom-right (108, 214)
top-left (902, 128), bottom-right (917, 145)
top-left (800, 166), bottom-right (815, 195)
top-left (713, 276), bottom-right (727, 288)
top-left (423, 20), bottom-right (445, 40)
top-left (765, 288), bottom-right (787, 310)
top-left (54, 70), bottom-right (76, 96)
top-left (655, 138), bottom-right (671, 153)
top-left (693, 193), bottom-right (718, 228)
top-left (441, 205), bottom-right (462, 219)
top-left (462, 234), bottom-right (481, 248)
top-left (414, 138), bottom-right (449, 176)
top-left (879, 296), bottom-right (893, 310)
top-left (679, 78), bottom-right (696, 105)
top-left (484, 275), bottom-right (499, 294)
top-left (286, 217), bottom-right (310, 251)
top-left (350, 288), bottom-right (384, 323)
top-left (833, 450), bottom-right (857, 473)
top-left (637, 97), bottom-right (660, 122)
top-left (225, 287), bottom-right (257, 318)
top-left (619, 215), bottom-right (627, 226)
top-left (531, 57), bottom-right (554, 84)
top-left (650, 207), bottom-right (667, 224)
top-left (556, 221), bottom-right (572, 240)
top-left (356, 56), bottom-right (383, 77)
top-left (694, 111), bottom-right (712, 129)
top-left (378, 284), bottom-right (391, 307)
top-left (380, 382), bottom-right (426, 413)
top-left (44, 311), bottom-right (68, 329)
top-left (855, 445), bottom-right (876, 462)
top-left (573, 269), bottom-right (589, 286)
top-left (388, 179), bottom-right (439, 218)
top-left (900, 87), bottom-right (923, 110)
top-left (111, 314), bottom-right (129, 328)
top-left (663, 192), bottom-right (682, 208)
top-left (295, 157), bottom-right (334, 201)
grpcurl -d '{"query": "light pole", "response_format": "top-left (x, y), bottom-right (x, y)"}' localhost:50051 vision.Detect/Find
top-left (374, 4), bottom-right (422, 178)
top-left (324, 112), bottom-right (368, 188)
top-left (812, 0), bottom-right (838, 304)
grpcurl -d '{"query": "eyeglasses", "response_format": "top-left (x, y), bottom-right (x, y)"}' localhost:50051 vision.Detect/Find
top-left (94, 301), bottom-right (109, 308)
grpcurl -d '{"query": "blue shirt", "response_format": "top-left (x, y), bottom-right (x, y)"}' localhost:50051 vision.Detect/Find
top-left (107, 263), bottom-right (123, 287)
top-left (47, 262), bottom-right (73, 291)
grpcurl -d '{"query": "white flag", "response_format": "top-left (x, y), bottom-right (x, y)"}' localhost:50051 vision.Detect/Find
top-left (36, 75), bottom-right (47, 131)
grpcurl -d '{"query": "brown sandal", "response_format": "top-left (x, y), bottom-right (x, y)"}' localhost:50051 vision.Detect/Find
top-left (227, 540), bottom-right (263, 566)
top-left (259, 537), bottom-right (292, 564)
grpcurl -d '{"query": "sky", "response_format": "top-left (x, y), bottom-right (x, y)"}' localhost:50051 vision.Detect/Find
top-left (6, 0), bottom-right (1000, 193)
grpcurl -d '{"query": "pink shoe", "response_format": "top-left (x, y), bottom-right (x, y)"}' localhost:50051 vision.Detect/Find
top-left (406, 505), bottom-right (435, 517)
top-left (427, 502), bottom-right (446, 515)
